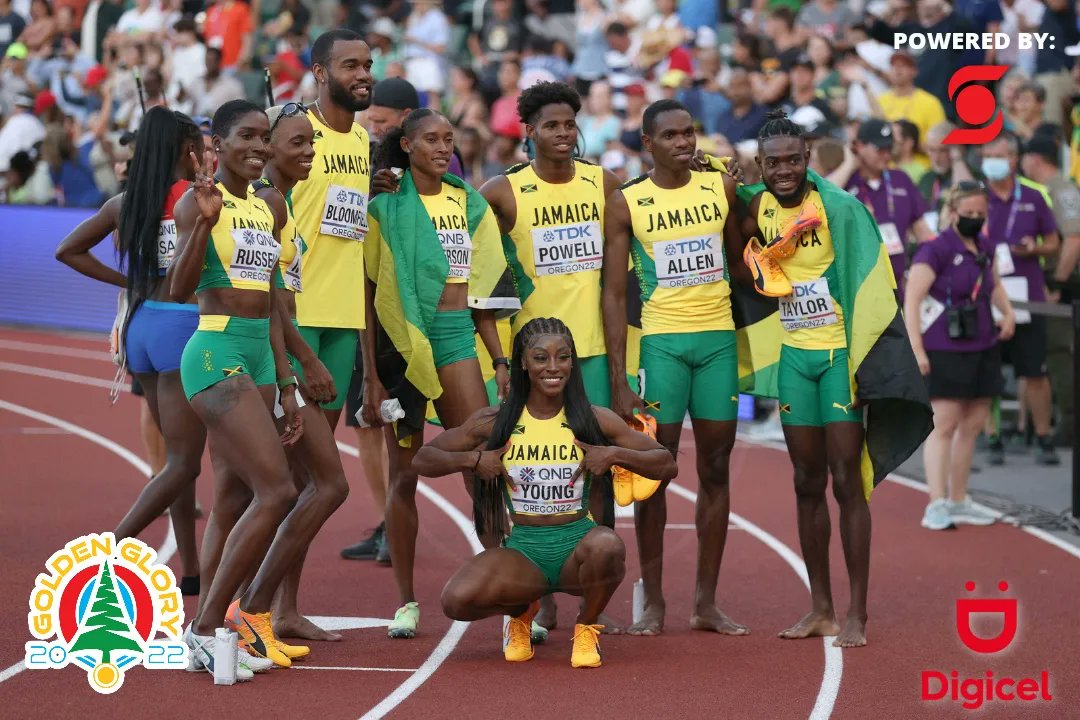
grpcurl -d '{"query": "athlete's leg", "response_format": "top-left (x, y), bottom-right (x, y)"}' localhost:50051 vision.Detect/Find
top-left (190, 378), bottom-right (298, 637)
top-left (558, 527), bottom-right (627, 625)
top-left (139, 394), bottom-right (167, 476)
top-left (924, 399), bottom-right (963, 502)
top-left (385, 429), bottom-right (424, 605)
top-left (441, 548), bottom-right (550, 621)
top-left (948, 398), bottom-right (992, 503)
top-left (243, 397), bottom-right (349, 618)
top-left (355, 426), bottom-right (388, 522)
top-left (115, 371), bottom-right (206, 579)
top-left (193, 452), bottom-right (253, 624)
top-left (316, 327), bottom-right (359, 429)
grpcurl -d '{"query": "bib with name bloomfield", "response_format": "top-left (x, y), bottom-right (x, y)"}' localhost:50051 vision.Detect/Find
top-left (757, 188), bottom-right (847, 350)
top-left (620, 170), bottom-right (733, 335)
top-left (505, 160), bottom-right (608, 357)
top-left (501, 407), bottom-right (590, 518)
top-left (198, 183), bottom-right (281, 293)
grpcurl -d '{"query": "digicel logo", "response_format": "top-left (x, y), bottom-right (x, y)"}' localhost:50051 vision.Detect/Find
top-left (921, 581), bottom-right (1053, 711)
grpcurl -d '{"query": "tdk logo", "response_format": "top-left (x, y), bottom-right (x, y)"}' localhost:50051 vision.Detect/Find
top-left (543, 225), bottom-right (593, 242)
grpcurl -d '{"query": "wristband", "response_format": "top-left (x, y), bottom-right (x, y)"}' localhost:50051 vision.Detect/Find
top-left (277, 375), bottom-right (298, 391)
top-left (492, 357), bottom-right (510, 371)
top-left (472, 450), bottom-right (482, 472)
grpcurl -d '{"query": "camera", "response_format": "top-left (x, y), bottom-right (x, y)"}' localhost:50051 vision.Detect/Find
top-left (946, 304), bottom-right (979, 340)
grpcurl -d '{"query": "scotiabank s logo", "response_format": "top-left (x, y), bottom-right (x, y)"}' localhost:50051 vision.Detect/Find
top-left (921, 581), bottom-right (1052, 711)
top-left (943, 66), bottom-right (1009, 145)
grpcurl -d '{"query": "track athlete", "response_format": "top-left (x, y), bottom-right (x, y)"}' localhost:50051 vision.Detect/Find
top-left (479, 80), bottom-right (624, 635)
top-left (602, 100), bottom-right (748, 636)
top-left (414, 318), bottom-right (677, 668)
top-left (733, 110), bottom-right (932, 647)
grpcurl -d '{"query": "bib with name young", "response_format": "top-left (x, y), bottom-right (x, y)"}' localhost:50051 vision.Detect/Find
top-left (757, 188), bottom-right (847, 350)
top-left (621, 170), bottom-right (733, 335)
top-left (198, 184), bottom-right (281, 293)
top-left (501, 408), bottom-right (589, 518)
top-left (421, 184), bottom-right (472, 282)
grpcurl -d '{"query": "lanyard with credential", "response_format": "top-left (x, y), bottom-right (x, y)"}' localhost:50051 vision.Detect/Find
top-left (862, 171), bottom-right (895, 221)
top-left (1002, 180), bottom-right (1022, 240)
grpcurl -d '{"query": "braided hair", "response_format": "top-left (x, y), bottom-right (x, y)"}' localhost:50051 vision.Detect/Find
top-left (372, 108), bottom-right (443, 176)
top-left (473, 317), bottom-right (611, 543)
top-left (757, 108), bottom-right (804, 146)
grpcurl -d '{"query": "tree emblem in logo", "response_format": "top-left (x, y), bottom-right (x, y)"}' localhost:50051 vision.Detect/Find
top-left (68, 561), bottom-right (144, 692)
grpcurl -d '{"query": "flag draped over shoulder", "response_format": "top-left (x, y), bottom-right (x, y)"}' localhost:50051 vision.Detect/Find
top-left (732, 169), bottom-right (933, 499)
top-left (367, 171), bottom-right (517, 403)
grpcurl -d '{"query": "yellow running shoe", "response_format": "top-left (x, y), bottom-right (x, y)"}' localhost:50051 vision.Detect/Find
top-left (612, 414), bottom-right (661, 504)
top-left (743, 237), bottom-right (793, 298)
top-left (504, 601), bottom-right (539, 662)
top-left (225, 600), bottom-right (291, 668)
top-left (274, 638), bottom-right (310, 660)
top-left (571, 624), bottom-right (604, 668)
top-left (761, 202), bottom-right (822, 261)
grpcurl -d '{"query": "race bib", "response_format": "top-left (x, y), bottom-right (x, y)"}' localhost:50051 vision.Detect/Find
top-left (320, 184), bottom-right (368, 241)
top-left (531, 222), bottom-right (603, 276)
top-left (439, 227), bottom-right (473, 279)
top-left (922, 211), bottom-right (940, 233)
top-left (879, 222), bottom-right (904, 256)
top-left (920, 295), bottom-right (945, 334)
top-left (994, 243), bottom-right (1015, 277)
top-left (998, 275), bottom-right (1031, 325)
top-left (506, 464), bottom-right (585, 516)
top-left (654, 234), bottom-right (725, 288)
top-left (283, 234), bottom-right (303, 292)
top-left (229, 228), bottom-right (279, 285)
top-left (157, 219), bottom-right (178, 269)
top-left (273, 385), bottom-right (307, 419)
top-left (779, 278), bottom-right (838, 332)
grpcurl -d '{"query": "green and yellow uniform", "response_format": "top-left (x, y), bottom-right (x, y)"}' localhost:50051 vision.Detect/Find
top-left (179, 183), bottom-right (281, 399)
top-left (501, 407), bottom-right (597, 590)
top-left (502, 160), bottom-right (611, 405)
top-left (289, 112), bottom-right (371, 409)
top-left (254, 179), bottom-right (308, 376)
top-left (621, 171), bottom-right (738, 425)
top-left (758, 188), bottom-right (861, 426)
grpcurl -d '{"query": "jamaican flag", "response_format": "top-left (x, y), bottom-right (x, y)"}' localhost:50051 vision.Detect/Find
top-left (732, 169), bottom-right (933, 499)
top-left (366, 171), bottom-right (519, 419)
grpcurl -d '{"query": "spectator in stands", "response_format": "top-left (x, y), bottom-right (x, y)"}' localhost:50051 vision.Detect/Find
top-left (901, 0), bottom-right (978, 117)
top-left (905, 181), bottom-right (1015, 531)
top-left (917, 121), bottom-right (975, 214)
top-left (679, 45), bottom-right (728, 136)
top-left (795, 0), bottom-right (858, 43)
top-left (807, 34), bottom-right (840, 96)
top-left (1010, 82), bottom-right (1060, 142)
top-left (602, 21), bottom-right (640, 112)
top-left (20, 0), bottom-right (57, 57)
top-left (877, 50), bottom-right (946, 151)
top-left (446, 66), bottom-right (487, 134)
top-left (191, 46), bottom-right (244, 118)
top-left (367, 17), bottom-right (400, 81)
top-left (468, 0), bottom-right (521, 96)
top-left (716, 68), bottom-right (768, 143)
top-left (982, 133), bottom-right (1061, 465)
top-left (455, 125), bottom-right (484, 182)
top-left (367, 76), bottom-right (420, 143)
top-left (999, 0), bottom-right (1044, 77)
top-left (570, 0), bottom-right (609, 95)
top-left (754, 8), bottom-right (799, 105)
top-left (0, 93), bottom-right (45, 172)
top-left (1, 42), bottom-right (34, 116)
top-left (4, 148), bottom-right (54, 203)
top-left (482, 131), bottom-right (520, 179)
top-left (166, 17), bottom-right (206, 115)
top-left (951, 0), bottom-right (1003, 63)
top-left (402, 0), bottom-right (450, 108)
top-left (80, 0), bottom-right (123, 64)
top-left (115, 0), bottom-right (166, 39)
top-left (781, 53), bottom-right (838, 132)
top-left (203, 0), bottom-right (253, 71)
top-left (41, 123), bottom-right (102, 206)
top-left (0, 0), bottom-right (26, 58)
top-left (488, 57), bottom-right (522, 140)
top-left (893, 119), bottom-right (929, 183)
top-left (524, 0), bottom-right (564, 46)
top-left (578, 80), bottom-right (619, 161)
top-left (1035, 0), bottom-right (1079, 127)
top-left (809, 135), bottom-right (845, 176)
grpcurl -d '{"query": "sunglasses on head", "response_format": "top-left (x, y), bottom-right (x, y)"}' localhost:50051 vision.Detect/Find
top-left (270, 102), bottom-right (308, 135)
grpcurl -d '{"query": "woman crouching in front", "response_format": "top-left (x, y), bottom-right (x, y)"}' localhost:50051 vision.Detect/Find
top-left (413, 317), bottom-right (677, 668)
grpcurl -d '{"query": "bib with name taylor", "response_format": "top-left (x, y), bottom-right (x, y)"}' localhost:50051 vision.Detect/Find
top-left (197, 183), bottom-right (280, 293)
top-left (621, 170), bottom-right (733, 335)
top-left (757, 188), bottom-right (847, 350)
top-left (289, 113), bottom-right (371, 329)
top-left (501, 407), bottom-right (591, 518)
top-left (504, 160), bottom-right (607, 358)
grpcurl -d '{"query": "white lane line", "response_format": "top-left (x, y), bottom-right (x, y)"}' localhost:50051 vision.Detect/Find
top-left (291, 666), bottom-right (419, 673)
top-left (0, 361), bottom-right (116, 389)
top-left (0, 339), bottom-right (113, 362)
top-left (738, 434), bottom-right (1080, 562)
top-left (666, 481), bottom-right (842, 720)
top-left (336, 440), bottom-right (484, 720)
top-left (0, 399), bottom-right (176, 686)
top-left (614, 522), bottom-right (744, 531)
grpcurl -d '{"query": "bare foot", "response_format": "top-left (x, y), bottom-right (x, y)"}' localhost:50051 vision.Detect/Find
top-left (273, 614), bottom-right (343, 642)
top-left (627, 603), bottom-right (665, 636)
top-left (777, 611), bottom-right (840, 640)
top-left (535, 595), bottom-right (558, 631)
top-left (690, 606), bottom-right (750, 635)
top-left (597, 612), bottom-right (625, 635)
top-left (832, 616), bottom-right (867, 648)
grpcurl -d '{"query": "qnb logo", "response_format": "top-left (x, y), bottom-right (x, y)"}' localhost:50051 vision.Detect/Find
top-left (920, 581), bottom-right (1052, 711)
top-left (943, 66), bottom-right (1009, 145)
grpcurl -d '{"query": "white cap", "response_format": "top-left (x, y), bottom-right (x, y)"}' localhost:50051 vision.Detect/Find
top-left (519, 67), bottom-right (557, 90)
top-left (695, 26), bottom-right (718, 50)
top-left (370, 17), bottom-right (397, 38)
top-left (855, 40), bottom-right (894, 75)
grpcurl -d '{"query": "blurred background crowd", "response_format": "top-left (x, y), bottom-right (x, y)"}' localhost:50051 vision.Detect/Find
top-left (1, 0), bottom-right (1079, 459)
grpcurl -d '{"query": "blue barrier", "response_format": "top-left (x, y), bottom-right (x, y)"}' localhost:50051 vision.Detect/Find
top-left (0, 205), bottom-right (119, 333)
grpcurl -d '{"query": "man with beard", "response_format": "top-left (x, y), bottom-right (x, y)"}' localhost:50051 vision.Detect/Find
top-left (734, 110), bottom-right (932, 648)
top-left (601, 100), bottom-right (748, 637)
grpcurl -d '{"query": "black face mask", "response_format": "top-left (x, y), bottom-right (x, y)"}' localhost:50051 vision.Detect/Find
top-left (956, 215), bottom-right (986, 238)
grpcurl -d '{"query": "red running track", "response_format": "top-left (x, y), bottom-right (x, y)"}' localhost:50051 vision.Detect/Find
top-left (0, 325), bottom-right (1077, 719)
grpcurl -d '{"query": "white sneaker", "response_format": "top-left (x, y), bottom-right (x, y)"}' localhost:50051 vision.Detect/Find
top-left (921, 499), bottom-right (956, 531)
top-left (947, 497), bottom-right (996, 526)
top-left (183, 623), bottom-right (254, 682)
top-left (238, 645), bottom-right (275, 673)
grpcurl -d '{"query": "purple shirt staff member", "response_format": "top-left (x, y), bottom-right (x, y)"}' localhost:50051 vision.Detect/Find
top-left (980, 132), bottom-right (1061, 466)
top-left (903, 181), bottom-right (1015, 533)
top-left (844, 119), bottom-right (933, 292)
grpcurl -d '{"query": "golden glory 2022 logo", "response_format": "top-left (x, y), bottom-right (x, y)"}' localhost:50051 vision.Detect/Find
top-left (25, 532), bottom-right (188, 694)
